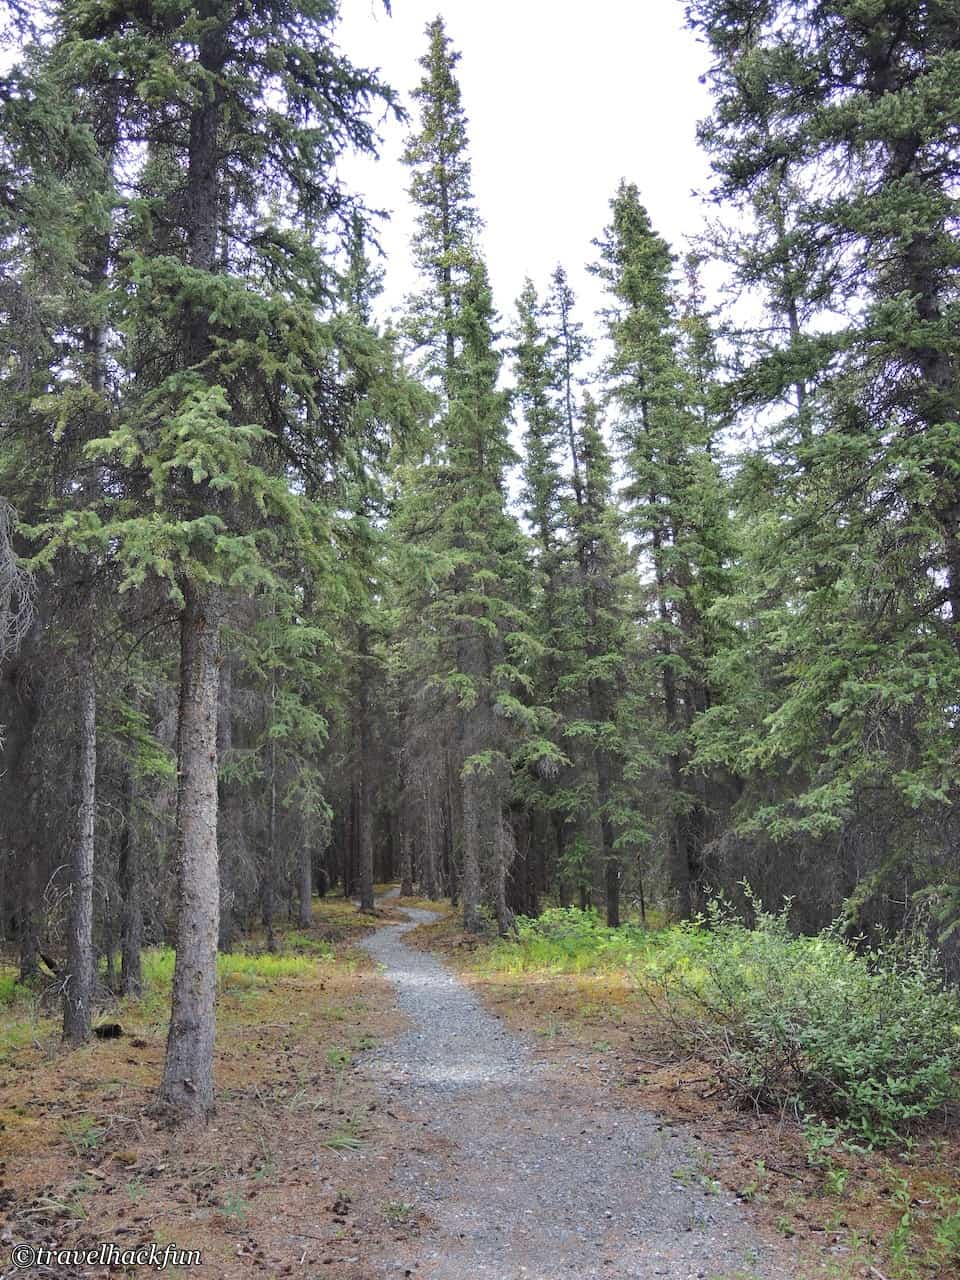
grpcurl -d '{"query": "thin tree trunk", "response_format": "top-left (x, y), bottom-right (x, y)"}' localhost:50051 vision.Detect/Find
top-left (63, 631), bottom-right (96, 1044)
top-left (119, 760), bottom-right (142, 996)
top-left (461, 770), bottom-right (482, 932)
top-left (356, 623), bottom-right (375, 912)
top-left (400, 825), bottom-right (414, 898)
top-left (262, 723), bottom-right (277, 952)
top-left (157, 582), bottom-right (223, 1123)
top-left (421, 790), bottom-right (438, 899)
top-left (17, 830), bottom-right (39, 983)
top-left (298, 838), bottom-right (313, 926)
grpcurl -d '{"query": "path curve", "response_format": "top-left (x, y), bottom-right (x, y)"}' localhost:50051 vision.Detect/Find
top-left (361, 905), bottom-right (796, 1280)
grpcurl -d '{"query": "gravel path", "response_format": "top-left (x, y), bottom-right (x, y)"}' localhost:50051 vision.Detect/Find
top-left (360, 908), bottom-right (798, 1280)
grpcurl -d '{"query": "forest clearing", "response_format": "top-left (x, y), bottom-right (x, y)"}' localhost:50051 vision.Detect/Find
top-left (2, 0), bottom-right (960, 1276)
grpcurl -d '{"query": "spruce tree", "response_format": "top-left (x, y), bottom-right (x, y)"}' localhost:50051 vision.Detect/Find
top-left (595, 182), bottom-right (731, 917)
top-left (25, 0), bottom-right (402, 1121)
top-left (512, 271), bottom-right (634, 923)
top-left (397, 19), bottom-right (531, 932)
top-left (686, 0), bottom-right (960, 927)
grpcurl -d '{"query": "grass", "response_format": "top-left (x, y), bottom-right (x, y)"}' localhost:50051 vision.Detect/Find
top-left (141, 946), bottom-right (323, 989)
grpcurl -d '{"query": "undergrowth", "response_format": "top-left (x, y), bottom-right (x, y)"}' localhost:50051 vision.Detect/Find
top-left (141, 946), bottom-right (330, 990)
top-left (481, 906), bottom-right (658, 973)
top-left (483, 902), bottom-right (960, 1146)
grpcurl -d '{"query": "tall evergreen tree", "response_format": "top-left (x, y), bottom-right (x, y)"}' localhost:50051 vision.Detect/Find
top-left (21, 0), bottom-right (402, 1121)
top-left (686, 0), bottom-right (960, 932)
top-left (512, 271), bottom-right (634, 922)
top-left (395, 19), bottom-right (531, 932)
top-left (595, 182), bottom-right (731, 917)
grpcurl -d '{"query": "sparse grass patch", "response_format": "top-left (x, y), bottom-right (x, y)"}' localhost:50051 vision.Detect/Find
top-left (0, 965), bottom-right (29, 1005)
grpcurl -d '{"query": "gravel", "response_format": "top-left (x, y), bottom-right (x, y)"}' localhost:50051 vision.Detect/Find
top-left (360, 909), bottom-right (797, 1280)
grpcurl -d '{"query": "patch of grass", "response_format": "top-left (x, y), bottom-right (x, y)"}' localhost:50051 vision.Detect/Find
top-left (480, 907), bottom-right (659, 975)
top-left (324, 1131), bottom-right (364, 1151)
top-left (383, 1199), bottom-right (415, 1223)
top-left (61, 1114), bottom-right (102, 1157)
top-left (142, 947), bottom-right (319, 991)
top-left (0, 966), bottom-right (30, 1006)
top-left (284, 930), bottom-right (335, 958)
top-left (218, 1191), bottom-right (250, 1223)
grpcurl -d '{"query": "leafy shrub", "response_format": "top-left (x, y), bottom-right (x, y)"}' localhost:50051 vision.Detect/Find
top-left (647, 899), bottom-right (960, 1144)
top-left (483, 907), bottom-right (658, 974)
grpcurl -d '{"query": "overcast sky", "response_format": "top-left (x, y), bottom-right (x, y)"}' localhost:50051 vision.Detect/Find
top-left (336, 0), bottom-right (716, 334)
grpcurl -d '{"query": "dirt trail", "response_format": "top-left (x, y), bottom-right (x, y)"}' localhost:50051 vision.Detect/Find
top-left (360, 907), bottom-right (804, 1280)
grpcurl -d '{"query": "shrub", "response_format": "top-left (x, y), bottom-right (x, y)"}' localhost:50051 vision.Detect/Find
top-left (646, 899), bottom-right (960, 1145)
top-left (483, 907), bottom-right (657, 974)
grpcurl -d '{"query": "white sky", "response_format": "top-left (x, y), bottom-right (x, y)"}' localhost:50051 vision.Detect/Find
top-left (336, 0), bottom-right (715, 336)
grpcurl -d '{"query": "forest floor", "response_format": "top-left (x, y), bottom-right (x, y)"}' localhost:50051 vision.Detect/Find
top-left (404, 911), bottom-right (960, 1280)
top-left (0, 892), bottom-right (435, 1279)
top-left (0, 892), bottom-right (957, 1279)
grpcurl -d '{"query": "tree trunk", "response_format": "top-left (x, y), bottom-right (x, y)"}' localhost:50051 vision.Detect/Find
top-left (356, 623), bottom-right (375, 912)
top-left (604, 839), bottom-right (621, 929)
top-left (298, 841), bottom-right (313, 926)
top-left (261, 726), bottom-right (277, 951)
top-left (420, 790), bottom-right (438, 899)
top-left (400, 824), bottom-right (414, 898)
top-left (461, 769), bottom-right (482, 932)
top-left (17, 828), bottom-right (39, 983)
top-left (157, 582), bottom-right (223, 1123)
top-left (119, 760), bottom-right (142, 997)
top-left (216, 651), bottom-right (236, 950)
top-left (63, 633), bottom-right (96, 1044)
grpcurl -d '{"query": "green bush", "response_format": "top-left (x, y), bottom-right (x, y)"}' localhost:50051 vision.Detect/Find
top-left (647, 899), bottom-right (960, 1145)
top-left (483, 907), bottom-right (658, 974)
top-left (0, 969), bottom-right (25, 1005)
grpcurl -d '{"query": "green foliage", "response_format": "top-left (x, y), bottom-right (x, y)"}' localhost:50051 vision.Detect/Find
top-left (684, 0), bottom-right (960, 932)
top-left (0, 968), bottom-right (30, 1007)
top-left (482, 907), bottom-right (658, 974)
top-left (140, 946), bottom-right (325, 993)
top-left (649, 899), bottom-right (960, 1144)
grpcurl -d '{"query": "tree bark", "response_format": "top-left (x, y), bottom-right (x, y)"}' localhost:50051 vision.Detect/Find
top-left (63, 630), bottom-right (96, 1043)
top-left (298, 840), bottom-right (313, 927)
top-left (157, 582), bottom-right (223, 1123)
top-left (17, 827), bottom-right (39, 983)
top-left (356, 622), bottom-right (375, 912)
top-left (400, 825), bottom-right (414, 898)
top-left (461, 768), bottom-right (482, 931)
top-left (216, 651), bottom-right (236, 950)
top-left (119, 760), bottom-right (142, 997)
top-left (261, 721), bottom-right (277, 952)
